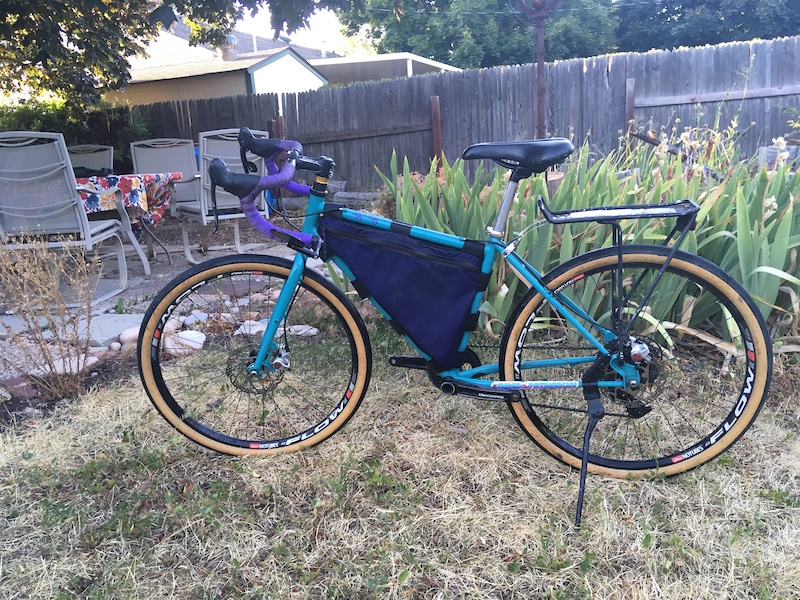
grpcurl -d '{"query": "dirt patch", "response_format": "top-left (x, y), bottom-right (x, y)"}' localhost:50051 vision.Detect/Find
top-left (0, 352), bottom-right (141, 431)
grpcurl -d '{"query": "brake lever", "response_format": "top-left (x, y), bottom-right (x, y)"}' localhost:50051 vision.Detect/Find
top-left (239, 146), bottom-right (258, 174)
top-left (210, 181), bottom-right (220, 234)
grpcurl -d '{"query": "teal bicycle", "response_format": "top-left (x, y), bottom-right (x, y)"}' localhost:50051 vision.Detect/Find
top-left (138, 128), bottom-right (772, 524)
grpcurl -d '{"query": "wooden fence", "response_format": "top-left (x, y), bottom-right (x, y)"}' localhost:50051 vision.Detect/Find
top-left (136, 36), bottom-right (800, 190)
top-left (139, 94), bottom-right (281, 141)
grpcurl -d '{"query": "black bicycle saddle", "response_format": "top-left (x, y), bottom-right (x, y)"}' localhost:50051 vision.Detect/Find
top-left (462, 139), bottom-right (575, 174)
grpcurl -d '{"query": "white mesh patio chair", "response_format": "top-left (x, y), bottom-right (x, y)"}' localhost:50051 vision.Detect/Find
top-left (67, 144), bottom-right (114, 172)
top-left (131, 137), bottom-right (203, 266)
top-left (130, 138), bottom-right (200, 218)
top-left (174, 128), bottom-right (268, 264)
top-left (0, 131), bottom-right (127, 305)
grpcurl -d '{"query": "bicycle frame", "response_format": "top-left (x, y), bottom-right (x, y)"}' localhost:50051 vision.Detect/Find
top-left (247, 185), bottom-right (636, 396)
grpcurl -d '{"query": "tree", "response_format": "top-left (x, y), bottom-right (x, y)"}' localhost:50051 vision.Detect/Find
top-left (616, 0), bottom-right (800, 53)
top-left (0, 0), bottom-right (335, 108)
top-left (338, 0), bottom-right (616, 70)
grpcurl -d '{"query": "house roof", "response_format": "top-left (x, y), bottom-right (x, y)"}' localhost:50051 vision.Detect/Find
top-left (128, 26), bottom-right (326, 84)
top-left (128, 20), bottom-right (458, 87)
top-left (309, 52), bottom-right (460, 84)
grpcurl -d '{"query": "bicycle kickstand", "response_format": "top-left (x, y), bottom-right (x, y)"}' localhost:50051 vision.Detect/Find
top-left (575, 387), bottom-right (605, 528)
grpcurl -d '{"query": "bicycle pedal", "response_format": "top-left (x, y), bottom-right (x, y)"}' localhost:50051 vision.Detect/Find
top-left (388, 355), bottom-right (428, 370)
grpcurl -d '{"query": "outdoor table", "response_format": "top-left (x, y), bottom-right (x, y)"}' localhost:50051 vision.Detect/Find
top-left (76, 172), bottom-right (182, 275)
top-left (77, 172), bottom-right (181, 231)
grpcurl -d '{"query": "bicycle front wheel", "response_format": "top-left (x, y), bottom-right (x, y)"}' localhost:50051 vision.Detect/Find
top-left (500, 245), bottom-right (772, 478)
top-left (138, 255), bottom-right (372, 455)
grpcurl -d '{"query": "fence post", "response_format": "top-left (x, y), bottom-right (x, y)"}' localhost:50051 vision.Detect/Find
top-left (431, 95), bottom-right (443, 170)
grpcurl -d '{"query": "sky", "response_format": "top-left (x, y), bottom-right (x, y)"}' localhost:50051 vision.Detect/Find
top-left (236, 9), bottom-right (353, 54)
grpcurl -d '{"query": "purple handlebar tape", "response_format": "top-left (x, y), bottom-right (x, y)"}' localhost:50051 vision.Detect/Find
top-left (265, 139), bottom-right (312, 196)
top-left (240, 151), bottom-right (314, 247)
top-left (266, 161), bottom-right (311, 197)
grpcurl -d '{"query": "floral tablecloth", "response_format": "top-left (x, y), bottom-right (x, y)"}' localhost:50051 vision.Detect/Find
top-left (77, 172), bottom-right (182, 230)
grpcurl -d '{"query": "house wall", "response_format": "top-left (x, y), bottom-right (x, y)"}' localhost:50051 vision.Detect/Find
top-left (106, 72), bottom-right (248, 106)
top-left (250, 57), bottom-right (326, 95)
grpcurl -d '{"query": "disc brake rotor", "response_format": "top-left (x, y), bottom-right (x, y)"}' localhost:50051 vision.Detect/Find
top-left (225, 344), bottom-right (283, 394)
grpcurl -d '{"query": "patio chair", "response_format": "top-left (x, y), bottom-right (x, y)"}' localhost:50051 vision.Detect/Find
top-left (0, 131), bottom-right (128, 306)
top-left (176, 128), bottom-right (268, 264)
top-left (67, 144), bottom-right (114, 173)
top-left (130, 138), bottom-right (200, 218)
top-left (131, 138), bottom-right (203, 266)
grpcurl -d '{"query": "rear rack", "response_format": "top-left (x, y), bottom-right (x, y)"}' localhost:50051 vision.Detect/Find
top-left (538, 196), bottom-right (700, 225)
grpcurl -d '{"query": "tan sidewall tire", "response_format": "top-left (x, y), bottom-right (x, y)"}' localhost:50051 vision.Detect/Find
top-left (502, 249), bottom-right (771, 479)
top-left (138, 258), bottom-right (371, 456)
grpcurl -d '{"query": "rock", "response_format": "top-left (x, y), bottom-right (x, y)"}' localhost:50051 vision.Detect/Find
top-left (31, 354), bottom-right (99, 376)
top-left (288, 325), bottom-right (319, 337)
top-left (184, 311), bottom-right (209, 326)
top-left (234, 320), bottom-right (267, 336)
top-left (119, 325), bottom-right (140, 345)
top-left (163, 330), bottom-right (206, 356)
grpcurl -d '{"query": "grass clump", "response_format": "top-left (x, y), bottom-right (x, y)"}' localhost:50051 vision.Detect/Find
top-left (376, 119), bottom-right (800, 345)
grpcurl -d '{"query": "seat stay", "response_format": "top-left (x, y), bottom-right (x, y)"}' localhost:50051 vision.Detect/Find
top-left (503, 250), bottom-right (613, 355)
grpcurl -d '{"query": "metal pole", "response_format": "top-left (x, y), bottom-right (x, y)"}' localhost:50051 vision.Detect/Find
top-left (536, 17), bottom-right (546, 138)
top-left (517, 0), bottom-right (562, 140)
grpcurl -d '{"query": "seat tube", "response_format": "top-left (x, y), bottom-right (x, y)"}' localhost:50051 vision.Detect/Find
top-left (488, 180), bottom-right (519, 238)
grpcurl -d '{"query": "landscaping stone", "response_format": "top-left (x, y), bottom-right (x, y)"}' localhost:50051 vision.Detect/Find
top-left (0, 315), bottom-right (50, 340)
top-left (118, 325), bottom-right (141, 345)
top-left (79, 313), bottom-right (144, 346)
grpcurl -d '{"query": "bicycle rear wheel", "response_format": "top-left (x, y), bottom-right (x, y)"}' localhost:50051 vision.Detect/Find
top-left (500, 246), bottom-right (772, 478)
top-left (138, 254), bottom-right (372, 455)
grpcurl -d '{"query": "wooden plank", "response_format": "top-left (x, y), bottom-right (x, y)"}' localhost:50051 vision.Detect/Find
top-left (637, 86), bottom-right (800, 107)
top-left (431, 95), bottom-right (442, 166)
top-left (625, 78), bottom-right (636, 127)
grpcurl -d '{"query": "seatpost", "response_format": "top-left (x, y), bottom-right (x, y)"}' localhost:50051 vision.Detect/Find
top-left (487, 179), bottom-right (520, 238)
top-left (488, 167), bottom-right (532, 239)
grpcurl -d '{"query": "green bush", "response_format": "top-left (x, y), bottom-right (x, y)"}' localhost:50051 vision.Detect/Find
top-left (0, 99), bottom-right (153, 172)
top-left (377, 127), bottom-right (800, 343)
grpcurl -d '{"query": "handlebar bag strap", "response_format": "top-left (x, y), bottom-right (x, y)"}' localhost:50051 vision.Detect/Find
top-left (319, 212), bottom-right (489, 370)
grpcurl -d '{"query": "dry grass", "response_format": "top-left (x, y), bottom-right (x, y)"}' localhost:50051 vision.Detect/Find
top-left (1, 355), bottom-right (799, 599)
top-left (0, 240), bottom-right (101, 398)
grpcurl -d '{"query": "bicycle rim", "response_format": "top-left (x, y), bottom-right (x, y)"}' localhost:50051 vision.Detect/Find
top-left (137, 255), bottom-right (372, 455)
top-left (501, 246), bottom-right (772, 478)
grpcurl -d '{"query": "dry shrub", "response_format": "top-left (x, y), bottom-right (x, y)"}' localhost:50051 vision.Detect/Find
top-left (0, 237), bottom-right (98, 399)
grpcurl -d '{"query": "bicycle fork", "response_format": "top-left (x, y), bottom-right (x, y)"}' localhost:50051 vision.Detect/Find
top-left (247, 253), bottom-right (307, 375)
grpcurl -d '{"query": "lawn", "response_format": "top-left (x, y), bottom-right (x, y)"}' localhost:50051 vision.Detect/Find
top-left (1, 353), bottom-right (799, 599)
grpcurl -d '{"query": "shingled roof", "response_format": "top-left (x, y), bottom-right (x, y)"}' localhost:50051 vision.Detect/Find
top-left (127, 20), bottom-right (330, 84)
